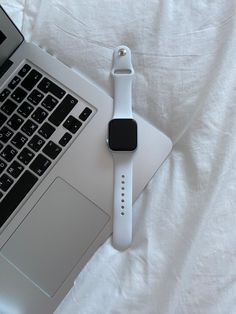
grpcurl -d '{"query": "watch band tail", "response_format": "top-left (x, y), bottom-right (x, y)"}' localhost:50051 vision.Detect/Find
top-left (112, 152), bottom-right (133, 250)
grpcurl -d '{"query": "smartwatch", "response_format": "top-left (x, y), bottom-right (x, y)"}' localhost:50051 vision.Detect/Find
top-left (108, 46), bottom-right (137, 250)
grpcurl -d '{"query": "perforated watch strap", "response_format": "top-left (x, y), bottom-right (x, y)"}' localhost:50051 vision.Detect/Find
top-left (112, 152), bottom-right (133, 250)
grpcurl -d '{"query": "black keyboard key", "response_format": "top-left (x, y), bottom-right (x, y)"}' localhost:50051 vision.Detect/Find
top-left (42, 95), bottom-right (58, 111)
top-left (7, 114), bottom-right (24, 130)
top-left (29, 153), bottom-right (51, 176)
top-left (11, 132), bottom-right (28, 149)
top-left (21, 69), bottom-right (42, 91)
top-left (0, 143), bottom-right (3, 151)
top-left (38, 78), bottom-right (66, 99)
top-left (17, 147), bottom-right (35, 165)
top-left (59, 132), bottom-right (72, 147)
top-left (48, 94), bottom-right (78, 126)
top-left (63, 115), bottom-right (82, 134)
top-left (0, 126), bottom-right (14, 143)
top-left (1, 145), bottom-right (18, 162)
top-left (8, 76), bottom-right (21, 89)
top-left (18, 64), bottom-right (31, 77)
top-left (79, 107), bottom-right (92, 121)
top-left (0, 170), bottom-right (38, 228)
top-left (27, 89), bottom-right (44, 105)
top-left (49, 83), bottom-right (66, 99)
top-left (0, 173), bottom-right (14, 192)
top-left (17, 101), bottom-right (34, 117)
top-left (43, 141), bottom-right (62, 159)
top-left (7, 160), bottom-right (24, 178)
top-left (11, 87), bottom-right (27, 103)
top-left (31, 107), bottom-right (48, 123)
top-left (1, 99), bottom-right (17, 115)
top-left (0, 112), bottom-right (7, 127)
top-left (0, 158), bottom-right (7, 174)
top-left (38, 122), bottom-right (55, 139)
top-left (28, 134), bottom-right (45, 152)
top-left (21, 119), bottom-right (38, 136)
top-left (37, 78), bottom-right (52, 93)
top-left (0, 88), bottom-right (10, 102)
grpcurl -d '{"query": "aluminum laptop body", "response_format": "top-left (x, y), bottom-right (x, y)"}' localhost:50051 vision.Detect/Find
top-left (0, 6), bottom-right (172, 314)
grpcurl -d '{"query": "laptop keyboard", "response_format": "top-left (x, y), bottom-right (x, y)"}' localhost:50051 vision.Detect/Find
top-left (0, 63), bottom-right (95, 228)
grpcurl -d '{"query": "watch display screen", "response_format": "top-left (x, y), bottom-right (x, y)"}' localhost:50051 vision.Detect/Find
top-left (108, 119), bottom-right (137, 151)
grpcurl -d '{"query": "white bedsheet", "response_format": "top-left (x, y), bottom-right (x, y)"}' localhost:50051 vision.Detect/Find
top-left (1, 1), bottom-right (236, 313)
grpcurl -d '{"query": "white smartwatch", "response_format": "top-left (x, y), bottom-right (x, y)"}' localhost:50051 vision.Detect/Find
top-left (108, 46), bottom-right (137, 250)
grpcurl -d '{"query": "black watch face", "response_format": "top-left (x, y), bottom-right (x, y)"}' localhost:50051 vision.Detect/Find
top-left (108, 119), bottom-right (137, 151)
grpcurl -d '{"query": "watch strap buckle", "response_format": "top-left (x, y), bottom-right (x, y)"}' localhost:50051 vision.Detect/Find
top-left (112, 45), bottom-right (134, 77)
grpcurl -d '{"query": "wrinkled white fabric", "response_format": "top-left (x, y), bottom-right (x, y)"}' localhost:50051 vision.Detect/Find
top-left (1, 1), bottom-right (236, 313)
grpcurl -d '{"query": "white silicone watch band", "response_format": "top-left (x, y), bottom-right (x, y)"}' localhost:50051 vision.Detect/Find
top-left (112, 46), bottom-right (134, 119)
top-left (111, 46), bottom-right (134, 250)
top-left (112, 153), bottom-right (133, 250)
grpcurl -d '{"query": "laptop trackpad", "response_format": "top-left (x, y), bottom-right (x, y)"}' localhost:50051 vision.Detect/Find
top-left (1, 177), bottom-right (109, 297)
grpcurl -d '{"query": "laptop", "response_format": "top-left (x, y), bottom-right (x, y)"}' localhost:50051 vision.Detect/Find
top-left (0, 6), bottom-right (172, 314)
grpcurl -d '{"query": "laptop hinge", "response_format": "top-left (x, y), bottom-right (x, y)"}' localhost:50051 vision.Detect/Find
top-left (0, 59), bottom-right (13, 79)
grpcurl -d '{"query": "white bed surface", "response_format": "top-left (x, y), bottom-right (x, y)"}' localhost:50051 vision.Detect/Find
top-left (1, 1), bottom-right (236, 313)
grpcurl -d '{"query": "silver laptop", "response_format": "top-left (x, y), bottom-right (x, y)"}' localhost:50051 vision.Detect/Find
top-left (0, 6), bottom-right (172, 314)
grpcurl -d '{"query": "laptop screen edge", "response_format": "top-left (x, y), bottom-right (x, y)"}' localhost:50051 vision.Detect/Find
top-left (0, 5), bottom-right (24, 67)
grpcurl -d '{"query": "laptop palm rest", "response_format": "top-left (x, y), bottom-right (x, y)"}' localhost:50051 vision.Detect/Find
top-left (1, 177), bottom-right (109, 297)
